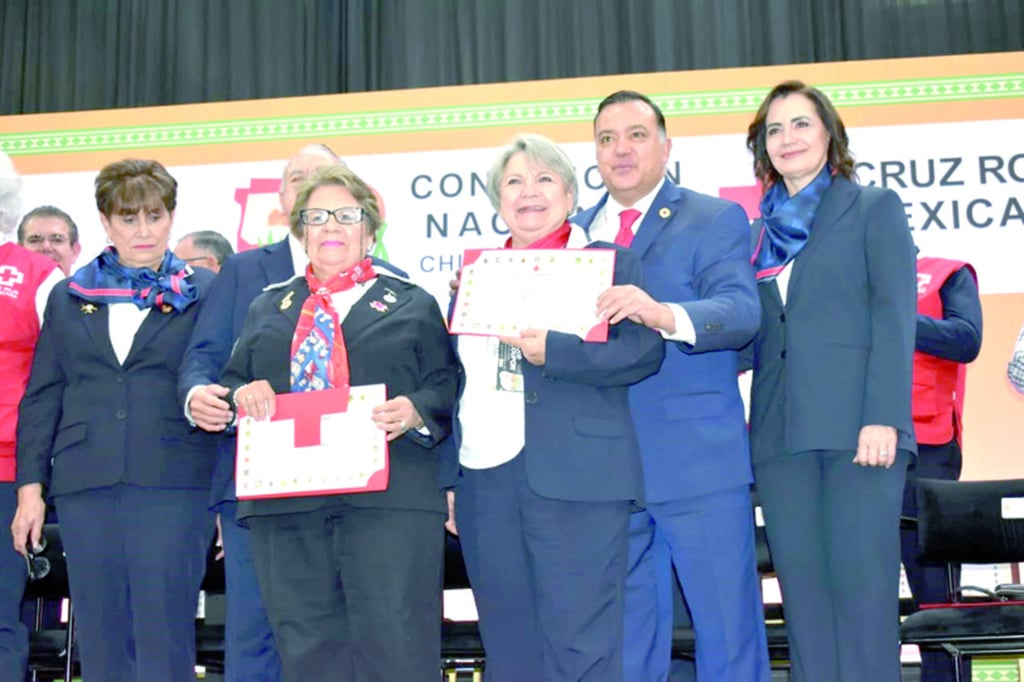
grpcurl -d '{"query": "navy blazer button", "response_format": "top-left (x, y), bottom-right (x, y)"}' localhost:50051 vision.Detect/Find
top-left (116, 374), bottom-right (126, 383)
top-left (779, 313), bottom-right (786, 323)
top-left (115, 409), bottom-right (127, 420)
top-left (525, 392), bottom-right (538, 404)
top-left (780, 350), bottom-right (787, 359)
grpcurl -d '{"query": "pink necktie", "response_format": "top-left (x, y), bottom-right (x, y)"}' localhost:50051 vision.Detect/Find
top-left (615, 208), bottom-right (642, 247)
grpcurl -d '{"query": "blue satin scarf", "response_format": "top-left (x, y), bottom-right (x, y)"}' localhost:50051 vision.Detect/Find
top-left (751, 166), bottom-right (833, 281)
top-left (68, 248), bottom-right (199, 312)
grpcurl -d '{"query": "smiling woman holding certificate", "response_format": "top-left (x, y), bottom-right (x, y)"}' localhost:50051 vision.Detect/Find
top-left (451, 134), bottom-right (664, 682)
top-left (219, 165), bottom-right (459, 682)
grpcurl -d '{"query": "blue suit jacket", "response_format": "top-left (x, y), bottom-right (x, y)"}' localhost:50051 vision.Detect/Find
top-left (17, 266), bottom-right (219, 495)
top-left (451, 242), bottom-right (665, 503)
top-left (573, 182), bottom-right (761, 503)
top-left (178, 238), bottom-right (407, 505)
top-left (747, 177), bottom-right (918, 466)
top-left (179, 239), bottom-right (294, 504)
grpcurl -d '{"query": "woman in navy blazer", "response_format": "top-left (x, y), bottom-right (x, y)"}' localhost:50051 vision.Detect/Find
top-left (452, 135), bottom-right (664, 682)
top-left (745, 82), bottom-right (917, 682)
top-left (11, 159), bottom-right (218, 682)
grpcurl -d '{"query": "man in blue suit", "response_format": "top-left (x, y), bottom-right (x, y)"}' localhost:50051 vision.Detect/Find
top-left (574, 91), bottom-right (770, 681)
top-left (179, 143), bottom-right (405, 682)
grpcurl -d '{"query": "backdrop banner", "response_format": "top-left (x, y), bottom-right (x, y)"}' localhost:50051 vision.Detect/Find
top-left (2, 52), bottom-right (1022, 482)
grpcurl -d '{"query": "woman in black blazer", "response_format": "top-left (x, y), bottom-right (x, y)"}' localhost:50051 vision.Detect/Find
top-left (11, 159), bottom-right (218, 681)
top-left (220, 165), bottom-right (459, 682)
top-left (744, 82), bottom-right (917, 682)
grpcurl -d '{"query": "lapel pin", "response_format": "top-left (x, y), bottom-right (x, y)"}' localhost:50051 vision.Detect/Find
top-left (161, 303), bottom-right (173, 314)
top-left (80, 302), bottom-right (97, 314)
top-left (658, 207), bottom-right (671, 219)
top-left (370, 301), bottom-right (388, 313)
top-left (383, 288), bottom-right (397, 304)
top-left (280, 291), bottom-right (295, 311)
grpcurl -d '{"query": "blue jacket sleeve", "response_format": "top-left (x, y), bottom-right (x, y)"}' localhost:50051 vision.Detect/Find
top-left (544, 245), bottom-right (665, 387)
top-left (680, 202), bottom-right (762, 353)
top-left (916, 267), bottom-right (982, 363)
top-left (178, 256), bottom-right (243, 407)
top-left (862, 189), bottom-right (918, 430)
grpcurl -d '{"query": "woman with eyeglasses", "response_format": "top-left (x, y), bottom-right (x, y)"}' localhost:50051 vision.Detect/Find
top-left (219, 164), bottom-right (460, 682)
top-left (11, 158), bottom-right (219, 681)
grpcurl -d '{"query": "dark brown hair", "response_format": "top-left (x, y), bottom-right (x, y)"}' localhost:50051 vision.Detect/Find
top-left (746, 80), bottom-right (855, 191)
top-left (95, 159), bottom-right (177, 217)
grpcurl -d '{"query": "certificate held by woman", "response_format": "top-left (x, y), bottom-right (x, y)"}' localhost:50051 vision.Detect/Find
top-left (235, 383), bottom-right (390, 500)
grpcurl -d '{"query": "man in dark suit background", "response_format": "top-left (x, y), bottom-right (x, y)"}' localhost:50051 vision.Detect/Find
top-left (179, 143), bottom-right (350, 682)
top-left (573, 91), bottom-right (770, 682)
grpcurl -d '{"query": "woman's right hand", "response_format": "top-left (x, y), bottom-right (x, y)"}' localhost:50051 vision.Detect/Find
top-left (11, 483), bottom-right (46, 557)
top-left (234, 379), bottom-right (277, 421)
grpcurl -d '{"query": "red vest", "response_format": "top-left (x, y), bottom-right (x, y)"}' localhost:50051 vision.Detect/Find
top-left (913, 257), bottom-right (976, 446)
top-left (0, 243), bottom-right (58, 481)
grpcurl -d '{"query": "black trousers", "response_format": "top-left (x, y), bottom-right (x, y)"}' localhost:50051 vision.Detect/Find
top-left (901, 439), bottom-right (969, 682)
top-left (248, 505), bottom-right (445, 682)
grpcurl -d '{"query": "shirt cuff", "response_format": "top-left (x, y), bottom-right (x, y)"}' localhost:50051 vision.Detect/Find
top-left (659, 303), bottom-right (696, 345)
top-left (183, 385), bottom-right (201, 426)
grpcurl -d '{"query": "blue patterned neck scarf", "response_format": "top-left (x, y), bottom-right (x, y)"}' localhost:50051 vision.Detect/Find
top-left (68, 248), bottom-right (199, 312)
top-left (751, 166), bottom-right (833, 281)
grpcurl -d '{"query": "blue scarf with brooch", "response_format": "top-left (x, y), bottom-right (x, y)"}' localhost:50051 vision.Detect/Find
top-left (751, 166), bottom-right (833, 281)
top-left (68, 248), bottom-right (198, 312)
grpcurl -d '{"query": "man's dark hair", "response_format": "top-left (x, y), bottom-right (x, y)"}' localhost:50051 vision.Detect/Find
top-left (594, 90), bottom-right (668, 139)
top-left (17, 205), bottom-right (79, 245)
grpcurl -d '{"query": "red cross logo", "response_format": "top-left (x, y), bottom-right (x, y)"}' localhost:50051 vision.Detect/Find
top-left (0, 266), bottom-right (25, 288)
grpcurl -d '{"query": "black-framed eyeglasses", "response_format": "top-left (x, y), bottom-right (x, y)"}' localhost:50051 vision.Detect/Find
top-left (299, 207), bottom-right (364, 226)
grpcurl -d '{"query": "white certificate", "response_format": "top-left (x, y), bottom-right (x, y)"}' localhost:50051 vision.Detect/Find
top-left (235, 384), bottom-right (389, 500)
top-left (450, 248), bottom-right (615, 342)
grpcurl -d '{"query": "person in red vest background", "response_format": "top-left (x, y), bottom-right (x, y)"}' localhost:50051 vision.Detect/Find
top-left (901, 254), bottom-right (982, 682)
top-left (0, 152), bottom-right (62, 682)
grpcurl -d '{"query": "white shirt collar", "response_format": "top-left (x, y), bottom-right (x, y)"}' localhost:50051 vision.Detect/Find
top-left (604, 177), bottom-right (667, 224)
top-left (287, 232), bottom-right (308, 278)
top-left (589, 177), bottom-right (668, 243)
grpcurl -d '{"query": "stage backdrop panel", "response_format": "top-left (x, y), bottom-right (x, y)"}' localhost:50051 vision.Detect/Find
top-left (1, 52), bottom-right (1022, 482)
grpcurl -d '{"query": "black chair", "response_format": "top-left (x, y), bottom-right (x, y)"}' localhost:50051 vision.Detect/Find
top-left (900, 478), bottom-right (1024, 682)
top-left (441, 534), bottom-right (485, 680)
top-left (195, 535), bottom-right (227, 675)
top-left (23, 524), bottom-right (77, 682)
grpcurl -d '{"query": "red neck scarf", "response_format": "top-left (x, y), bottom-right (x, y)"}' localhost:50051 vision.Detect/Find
top-left (503, 221), bottom-right (572, 249)
top-left (290, 258), bottom-right (377, 391)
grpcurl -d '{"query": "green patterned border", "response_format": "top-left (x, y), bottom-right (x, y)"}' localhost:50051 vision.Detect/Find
top-left (1, 73), bottom-right (1021, 157)
top-left (974, 657), bottom-right (1022, 681)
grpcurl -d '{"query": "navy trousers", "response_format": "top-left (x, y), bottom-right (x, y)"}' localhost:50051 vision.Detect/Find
top-left (219, 501), bottom-right (282, 682)
top-left (55, 485), bottom-right (213, 682)
top-left (901, 439), bottom-right (969, 682)
top-left (0, 481), bottom-right (28, 682)
top-left (623, 485), bottom-right (770, 682)
top-left (457, 452), bottom-right (631, 682)
top-left (755, 449), bottom-right (909, 682)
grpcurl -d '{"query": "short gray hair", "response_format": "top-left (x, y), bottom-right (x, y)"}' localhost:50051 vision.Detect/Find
top-left (486, 134), bottom-right (578, 213)
top-left (0, 152), bottom-right (23, 235)
top-left (181, 230), bottom-right (234, 266)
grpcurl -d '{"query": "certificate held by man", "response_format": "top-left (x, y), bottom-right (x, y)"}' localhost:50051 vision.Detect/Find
top-left (450, 247), bottom-right (616, 342)
top-left (235, 384), bottom-right (390, 500)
